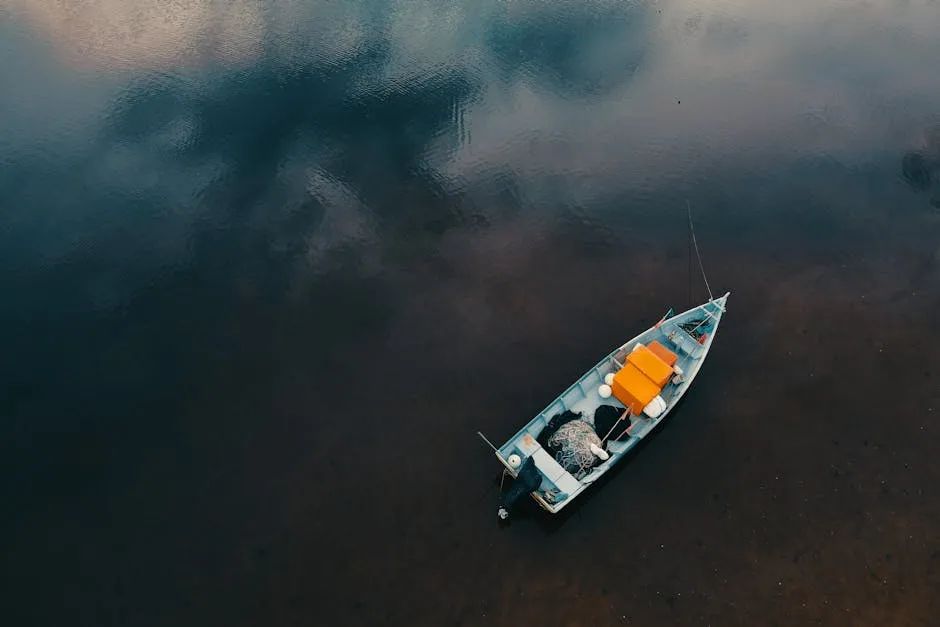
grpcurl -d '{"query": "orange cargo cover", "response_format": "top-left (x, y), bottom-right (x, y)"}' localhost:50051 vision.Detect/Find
top-left (647, 340), bottom-right (678, 367)
top-left (627, 344), bottom-right (674, 388)
top-left (611, 363), bottom-right (661, 415)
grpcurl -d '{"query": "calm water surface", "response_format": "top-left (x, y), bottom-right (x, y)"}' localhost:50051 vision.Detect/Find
top-left (2, 1), bottom-right (940, 625)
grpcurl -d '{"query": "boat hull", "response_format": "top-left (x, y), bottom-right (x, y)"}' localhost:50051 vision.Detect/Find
top-left (493, 293), bottom-right (729, 514)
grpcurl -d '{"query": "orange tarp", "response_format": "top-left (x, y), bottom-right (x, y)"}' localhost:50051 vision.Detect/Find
top-left (647, 340), bottom-right (678, 367)
top-left (627, 344), bottom-right (674, 388)
top-left (611, 363), bottom-right (661, 415)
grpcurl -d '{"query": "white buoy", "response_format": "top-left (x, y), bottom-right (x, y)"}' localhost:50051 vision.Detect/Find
top-left (589, 442), bottom-right (610, 460)
top-left (598, 384), bottom-right (612, 398)
top-left (604, 373), bottom-right (615, 385)
top-left (507, 454), bottom-right (521, 469)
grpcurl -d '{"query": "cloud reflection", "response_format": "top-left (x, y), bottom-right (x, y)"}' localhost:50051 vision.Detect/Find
top-left (5, 0), bottom-right (266, 69)
top-left (3, 0), bottom-right (940, 306)
top-left (440, 0), bottom-right (940, 204)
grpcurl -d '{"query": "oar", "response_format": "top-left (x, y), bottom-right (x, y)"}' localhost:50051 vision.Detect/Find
top-left (600, 408), bottom-right (631, 445)
top-left (654, 307), bottom-right (674, 329)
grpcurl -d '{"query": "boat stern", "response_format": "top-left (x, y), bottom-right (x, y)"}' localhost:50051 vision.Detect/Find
top-left (494, 432), bottom-right (584, 516)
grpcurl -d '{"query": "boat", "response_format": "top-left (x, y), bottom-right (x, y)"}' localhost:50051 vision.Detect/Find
top-left (480, 292), bottom-right (730, 518)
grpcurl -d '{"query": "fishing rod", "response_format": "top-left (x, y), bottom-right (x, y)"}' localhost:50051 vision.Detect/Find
top-left (687, 200), bottom-right (714, 303)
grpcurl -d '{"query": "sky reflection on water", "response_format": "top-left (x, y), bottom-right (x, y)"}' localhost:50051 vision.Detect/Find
top-left (2, 1), bottom-right (940, 625)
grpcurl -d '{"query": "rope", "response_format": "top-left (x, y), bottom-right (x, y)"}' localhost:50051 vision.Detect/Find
top-left (687, 201), bottom-right (713, 302)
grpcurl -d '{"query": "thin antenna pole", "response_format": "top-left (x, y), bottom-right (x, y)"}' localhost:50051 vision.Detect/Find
top-left (687, 201), bottom-right (714, 301)
top-left (477, 431), bottom-right (499, 453)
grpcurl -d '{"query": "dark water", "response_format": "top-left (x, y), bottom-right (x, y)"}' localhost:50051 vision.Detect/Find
top-left (3, 1), bottom-right (940, 625)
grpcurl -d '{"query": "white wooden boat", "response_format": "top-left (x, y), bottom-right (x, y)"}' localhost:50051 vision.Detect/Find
top-left (483, 293), bottom-right (729, 517)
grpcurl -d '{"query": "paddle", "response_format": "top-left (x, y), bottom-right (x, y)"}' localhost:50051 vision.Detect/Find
top-left (600, 408), bottom-right (631, 445)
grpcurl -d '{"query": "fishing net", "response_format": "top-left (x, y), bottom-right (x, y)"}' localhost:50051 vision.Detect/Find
top-left (679, 318), bottom-right (708, 340)
top-left (546, 419), bottom-right (602, 479)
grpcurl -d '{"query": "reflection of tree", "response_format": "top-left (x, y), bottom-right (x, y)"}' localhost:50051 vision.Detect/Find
top-left (0, 22), bottom-right (483, 520)
top-left (902, 126), bottom-right (940, 207)
top-left (4, 29), bottom-right (481, 329)
top-left (902, 153), bottom-right (932, 190)
top-left (2, 0), bottom-right (662, 494)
